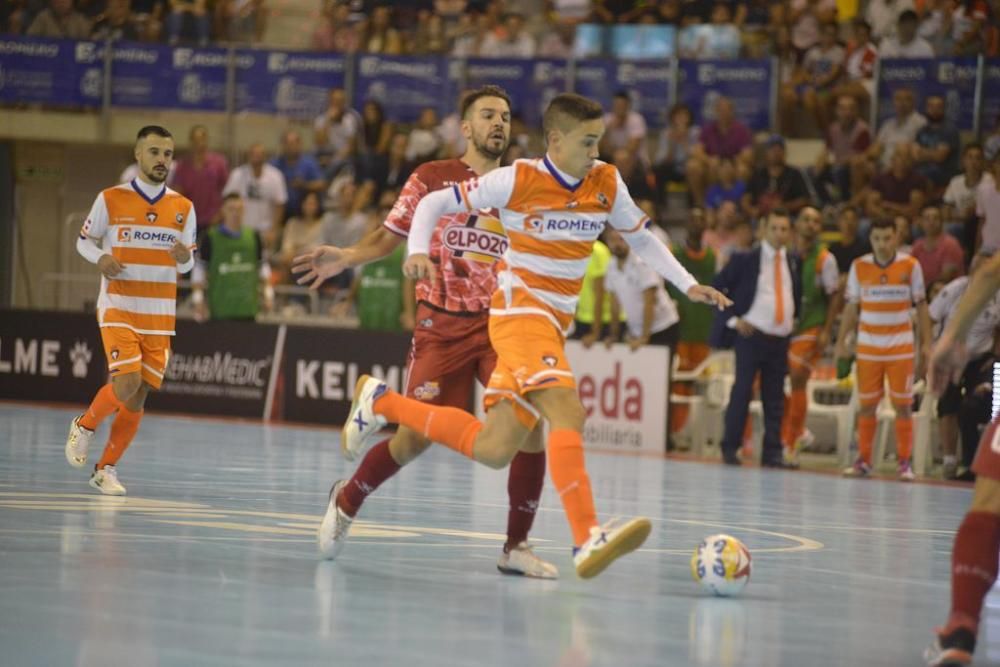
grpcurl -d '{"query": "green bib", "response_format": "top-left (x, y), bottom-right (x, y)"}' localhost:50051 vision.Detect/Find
top-left (798, 243), bottom-right (831, 333)
top-left (670, 243), bottom-right (717, 343)
top-left (358, 244), bottom-right (405, 332)
top-left (207, 226), bottom-right (259, 320)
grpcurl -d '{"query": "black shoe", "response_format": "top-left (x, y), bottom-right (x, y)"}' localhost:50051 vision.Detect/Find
top-left (761, 459), bottom-right (794, 469)
top-left (955, 469), bottom-right (976, 482)
top-left (722, 452), bottom-right (741, 466)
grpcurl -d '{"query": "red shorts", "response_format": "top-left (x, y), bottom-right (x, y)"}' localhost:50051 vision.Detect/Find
top-left (973, 417), bottom-right (1000, 482)
top-left (404, 303), bottom-right (495, 409)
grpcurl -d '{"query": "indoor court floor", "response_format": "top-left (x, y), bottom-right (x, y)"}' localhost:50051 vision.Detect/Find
top-left (2, 402), bottom-right (999, 667)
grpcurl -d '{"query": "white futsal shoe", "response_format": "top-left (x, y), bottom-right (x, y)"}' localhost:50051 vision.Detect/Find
top-left (341, 375), bottom-right (388, 462)
top-left (89, 465), bottom-right (126, 496)
top-left (497, 542), bottom-right (559, 579)
top-left (65, 415), bottom-right (95, 468)
top-left (318, 480), bottom-right (354, 560)
top-left (572, 517), bottom-right (652, 579)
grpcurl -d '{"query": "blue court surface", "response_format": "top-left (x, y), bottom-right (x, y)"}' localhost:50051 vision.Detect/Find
top-left (2, 402), bottom-right (999, 667)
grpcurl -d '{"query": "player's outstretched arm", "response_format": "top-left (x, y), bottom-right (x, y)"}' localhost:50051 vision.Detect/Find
top-left (623, 229), bottom-right (731, 310)
top-left (293, 227), bottom-right (402, 290)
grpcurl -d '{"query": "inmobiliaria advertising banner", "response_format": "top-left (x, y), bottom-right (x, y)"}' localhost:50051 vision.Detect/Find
top-left (1, 311), bottom-right (669, 451)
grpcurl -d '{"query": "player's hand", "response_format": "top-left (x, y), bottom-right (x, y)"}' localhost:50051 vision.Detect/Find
top-left (580, 331), bottom-right (599, 349)
top-left (193, 301), bottom-right (208, 323)
top-left (97, 254), bottom-right (125, 278)
top-left (170, 240), bottom-right (191, 264)
top-left (686, 284), bottom-right (732, 310)
top-left (628, 335), bottom-right (648, 351)
top-left (293, 246), bottom-right (350, 290)
top-left (603, 333), bottom-right (618, 349)
top-left (734, 318), bottom-right (756, 338)
top-left (816, 329), bottom-right (831, 353)
top-left (833, 339), bottom-right (849, 363)
top-left (404, 254), bottom-right (437, 284)
top-left (928, 333), bottom-right (968, 397)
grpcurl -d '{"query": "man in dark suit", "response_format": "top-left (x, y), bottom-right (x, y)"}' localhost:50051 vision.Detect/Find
top-left (709, 209), bottom-right (802, 467)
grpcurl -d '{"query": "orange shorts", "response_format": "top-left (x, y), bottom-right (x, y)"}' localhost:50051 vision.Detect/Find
top-left (483, 315), bottom-right (575, 429)
top-left (856, 356), bottom-right (914, 408)
top-left (788, 326), bottom-right (822, 373)
top-left (100, 326), bottom-right (171, 390)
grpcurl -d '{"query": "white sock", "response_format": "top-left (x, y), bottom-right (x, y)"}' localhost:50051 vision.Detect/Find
top-left (944, 455), bottom-right (957, 466)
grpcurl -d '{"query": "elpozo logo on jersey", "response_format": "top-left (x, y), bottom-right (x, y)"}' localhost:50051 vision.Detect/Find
top-left (442, 213), bottom-right (507, 263)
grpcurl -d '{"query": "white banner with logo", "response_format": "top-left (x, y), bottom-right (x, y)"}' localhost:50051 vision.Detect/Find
top-left (475, 341), bottom-right (670, 453)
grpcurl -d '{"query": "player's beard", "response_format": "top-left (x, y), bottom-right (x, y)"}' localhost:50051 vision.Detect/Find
top-left (472, 132), bottom-right (508, 161)
top-left (145, 166), bottom-right (168, 183)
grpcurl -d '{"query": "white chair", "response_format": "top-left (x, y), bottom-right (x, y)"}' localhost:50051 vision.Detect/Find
top-left (671, 351), bottom-right (734, 456)
top-left (872, 380), bottom-right (936, 476)
top-left (804, 376), bottom-right (858, 467)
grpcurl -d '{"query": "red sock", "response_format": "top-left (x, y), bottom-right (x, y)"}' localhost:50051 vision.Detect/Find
top-left (946, 511), bottom-right (1000, 635)
top-left (79, 383), bottom-right (123, 431)
top-left (96, 406), bottom-right (143, 469)
top-left (857, 414), bottom-right (876, 464)
top-left (374, 390), bottom-right (482, 458)
top-left (337, 438), bottom-right (400, 518)
top-left (548, 429), bottom-right (597, 546)
top-left (504, 450), bottom-right (546, 552)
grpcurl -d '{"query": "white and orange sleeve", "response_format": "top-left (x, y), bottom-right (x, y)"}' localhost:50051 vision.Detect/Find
top-left (407, 167), bottom-right (515, 256)
top-left (845, 261), bottom-right (861, 304)
top-left (909, 259), bottom-right (926, 304)
top-left (76, 192), bottom-right (110, 264)
top-left (177, 206), bottom-right (198, 273)
top-left (819, 252), bottom-right (840, 295)
top-left (609, 169), bottom-right (697, 295)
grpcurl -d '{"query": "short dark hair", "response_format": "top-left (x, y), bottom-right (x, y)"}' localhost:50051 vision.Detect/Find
top-left (921, 202), bottom-right (943, 214)
top-left (222, 192), bottom-right (242, 204)
top-left (668, 103), bottom-right (692, 122)
top-left (136, 125), bottom-right (172, 142)
top-left (871, 218), bottom-right (896, 232)
top-left (460, 85), bottom-right (512, 119)
top-left (613, 91), bottom-right (631, 102)
top-left (542, 93), bottom-right (603, 136)
top-left (963, 142), bottom-right (983, 155)
top-left (898, 9), bottom-right (918, 23)
top-left (768, 207), bottom-right (792, 222)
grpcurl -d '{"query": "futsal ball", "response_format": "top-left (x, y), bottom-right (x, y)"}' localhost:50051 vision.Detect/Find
top-left (690, 534), bottom-right (752, 597)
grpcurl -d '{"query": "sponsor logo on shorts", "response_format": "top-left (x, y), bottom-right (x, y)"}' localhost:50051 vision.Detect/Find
top-left (413, 381), bottom-right (441, 401)
top-left (110, 349), bottom-right (119, 360)
top-left (542, 355), bottom-right (558, 367)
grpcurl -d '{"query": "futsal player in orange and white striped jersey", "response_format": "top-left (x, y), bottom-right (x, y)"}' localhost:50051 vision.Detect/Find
top-left (834, 217), bottom-right (932, 481)
top-left (65, 125), bottom-right (197, 496)
top-left (339, 94), bottom-right (730, 579)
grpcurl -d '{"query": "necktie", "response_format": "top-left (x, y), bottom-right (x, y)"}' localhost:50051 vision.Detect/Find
top-left (774, 250), bottom-right (784, 326)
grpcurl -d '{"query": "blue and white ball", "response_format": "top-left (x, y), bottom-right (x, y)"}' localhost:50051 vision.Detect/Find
top-left (691, 534), bottom-right (752, 597)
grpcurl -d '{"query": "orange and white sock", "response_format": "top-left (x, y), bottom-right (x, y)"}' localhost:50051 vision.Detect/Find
top-left (857, 414), bottom-right (876, 464)
top-left (547, 429), bottom-right (598, 547)
top-left (374, 390), bottom-right (482, 459)
top-left (79, 383), bottom-right (124, 431)
top-left (895, 416), bottom-right (913, 462)
top-left (96, 406), bottom-right (143, 469)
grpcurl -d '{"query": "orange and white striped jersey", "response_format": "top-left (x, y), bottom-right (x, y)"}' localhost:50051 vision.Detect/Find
top-left (846, 252), bottom-right (926, 361)
top-left (410, 156), bottom-right (696, 333)
top-left (79, 179), bottom-right (197, 336)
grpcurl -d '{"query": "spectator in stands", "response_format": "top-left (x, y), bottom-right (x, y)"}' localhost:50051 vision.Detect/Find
top-left (689, 3), bottom-right (742, 59)
top-left (191, 194), bottom-right (273, 322)
top-left (27, 0), bottom-right (91, 38)
top-left (703, 201), bottom-right (748, 266)
top-left (689, 96), bottom-right (754, 206)
top-left (165, 0), bottom-right (210, 46)
top-left (814, 94), bottom-right (872, 204)
top-left (312, 1), bottom-right (361, 52)
top-left (945, 143), bottom-right (992, 256)
top-left (90, 0), bottom-right (139, 41)
top-left (799, 22), bottom-right (845, 131)
top-left (790, 0), bottom-right (835, 56)
top-left (983, 113), bottom-right (1000, 162)
top-left (743, 135), bottom-right (810, 220)
top-left (450, 12), bottom-right (490, 57)
top-left (652, 103), bottom-right (701, 205)
top-left (313, 88), bottom-right (362, 179)
top-left (1, 1), bottom-right (26, 34)
top-left (872, 150), bottom-right (928, 221)
top-left (838, 19), bottom-right (879, 108)
top-left (868, 87), bottom-right (926, 171)
top-left (612, 147), bottom-right (655, 203)
top-left (600, 92), bottom-right (648, 162)
top-left (364, 131), bottom-right (414, 199)
top-left (332, 189), bottom-right (412, 331)
top-left (913, 94), bottom-right (961, 193)
top-left (277, 191), bottom-right (324, 282)
top-left (405, 107), bottom-right (443, 163)
top-left (223, 143), bottom-right (288, 251)
top-left (829, 206), bottom-right (871, 274)
top-left (951, 0), bottom-right (991, 56)
top-left (918, 0), bottom-right (954, 55)
top-left (356, 99), bottom-right (394, 181)
top-left (480, 12), bottom-right (536, 57)
top-left (705, 158), bottom-right (746, 218)
top-left (573, 237), bottom-right (617, 345)
top-left (894, 213), bottom-right (914, 254)
top-left (365, 4), bottom-right (403, 54)
top-left (272, 129), bottom-right (325, 220)
top-left (866, 0), bottom-right (914, 42)
top-left (880, 10), bottom-right (935, 56)
top-left (976, 155), bottom-right (1000, 253)
top-left (131, 0), bottom-right (166, 41)
top-left (172, 125), bottom-right (229, 230)
top-left (410, 10), bottom-right (448, 55)
top-left (537, 18), bottom-right (574, 57)
top-left (215, 0), bottom-right (265, 43)
top-left (912, 204), bottom-right (965, 284)
top-left (321, 173), bottom-right (370, 257)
